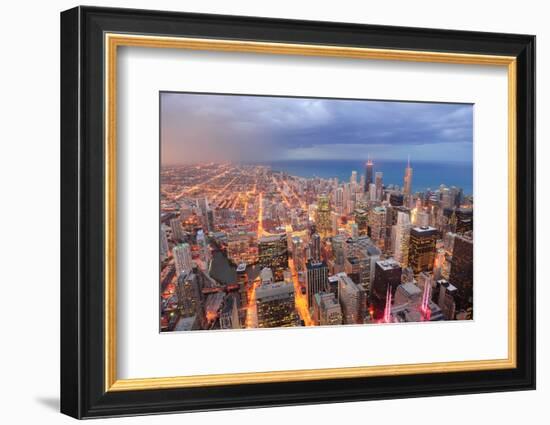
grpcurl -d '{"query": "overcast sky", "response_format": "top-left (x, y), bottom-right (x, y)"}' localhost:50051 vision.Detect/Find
top-left (160, 92), bottom-right (473, 165)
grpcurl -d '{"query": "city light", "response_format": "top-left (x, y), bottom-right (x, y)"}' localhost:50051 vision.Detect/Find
top-left (160, 159), bottom-right (473, 332)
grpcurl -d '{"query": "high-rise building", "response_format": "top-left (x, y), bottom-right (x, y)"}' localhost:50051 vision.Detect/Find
top-left (331, 211), bottom-right (340, 235)
top-left (455, 208), bottom-right (473, 234)
top-left (394, 281), bottom-right (422, 306)
top-left (226, 231), bottom-right (257, 265)
top-left (312, 292), bottom-right (343, 326)
top-left (310, 232), bottom-right (321, 262)
top-left (170, 217), bottom-right (185, 242)
top-left (258, 234), bottom-right (288, 281)
top-left (337, 272), bottom-right (367, 324)
top-left (417, 271), bottom-right (433, 292)
top-left (305, 259), bottom-right (329, 308)
top-left (435, 279), bottom-right (458, 320)
top-left (196, 229), bottom-right (210, 263)
top-left (330, 234), bottom-right (346, 271)
top-left (173, 243), bottom-right (193, 277)
top-left (291, 236), bottom-right (306, 272)
top-left (375, 172), bottom-right (384, 201)
top-left (408, 226), bottom-right (437, 274)
top-left (256, 282), bottom-right (296, 328)
top-left (344, 256), bottom-right (372, 297)
top-left (389, 192), bottom-right (404, 206)
top-left (315, 194), bottom-right (332, 237)
top-left (365, 158), bottom-right (374, 192)
top-left (176, 271), bottom-right (202, 318)
top-left (205, 208), bottom-right (215, 233)
top-left (369, 183), bottom-right (377, 201)
top-left (350, 170), bottom-right (358, 186)
top-left (372, 258), bottom-right (402, 313)
top-left (327, 275), bottom-right (339, 299)
top-left (219, 294), bottom-right (241, 329)
top-left (353, 208), bottom-right (369, 235)
top-left (236, 263), bottom-right (249, 308)
top-left (334, 187), bottom-right (344, 214)
top-left (403, 156), bottom-right (413, 196)
top-left (449, 234), bottom-right (473, 312)
top-left (160, 226), bottom-right (169, 261)
top-left (369, 206), bottom-right (388, 251)
top-left (392, 211), bottom-right (411, 267)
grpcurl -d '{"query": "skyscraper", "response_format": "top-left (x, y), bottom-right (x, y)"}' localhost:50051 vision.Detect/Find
top-left (160, 226), bottom-right (169, 261)
top-left (350, 170), bottom-right (358, 186)
top-left (392, 211), bottom-right (411, 267)
top-left (369, 183), bottom-right (377, 201)
top-left (403, 156), bottom-right (413, 196)
top-left (408, 226), bottom-right (438, 274)
top-left (435, 279), bottom-right (458, 320)
top-left (258, 234), bottom-right (289, 281)
top-left (196, 229), bottom-right (210, 263)
top-left (389, 192), bottom-right (404, 206)
top-left (344, 256), bottom-right (372, 297)
top-left (375, 172), bottom-right (384, 201)
top-left (369, 206), bottom-right (388, 251)
top-left (256, 282), bottom-right (296, 328)
top-left (337, 272), bottom-right (367, 324)
top-left (365, 158), bottom-right (374, 193)
top-left (312, 292), bottom-right (343, 326)
top-left (305, 259), bottom-right (329, 308)
top-left (334, 186), bottom-right (344, 214)
top-left (372, 258), bottom-right (402, 314)
top-left (176, 271), bottom-right (202, 318)
top-left (236, 262), bottom-right (249, 308)
top-left (173, 242), bottom-right (193, 277)
top-left (170, 217), bottom-right (185, 242)
top-left (449, 234), bottom-right (473, 313)
top-left (455, 208), bottom-right (473, 234)
top-left (315, 194), bottom-right (332, 237)
top-left (353, 208), bottom-right (368, 235)
top-left (310, 232), bottom-right (321, 262)
top-left (219, 294), bottom-right (241, 329)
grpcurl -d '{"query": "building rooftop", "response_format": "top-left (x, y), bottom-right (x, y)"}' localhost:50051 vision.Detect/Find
top-left (399, 282), bottom-right (422, 297)
top-left (412, 225), bottom-right (437, 233)
top-left (260, 267), bottom-right (274, 283)
top-left (376, 258), bottom-right (401, 271)
top-left (256, 282), bottom-right (295, 301)
top-left (306, 260), bottom-right (327, 269)
top-left (258, 234), bottom-right (286, 243)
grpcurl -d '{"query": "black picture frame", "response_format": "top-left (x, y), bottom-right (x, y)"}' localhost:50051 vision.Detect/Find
top-left (61, 5), bottom-right (536, 419)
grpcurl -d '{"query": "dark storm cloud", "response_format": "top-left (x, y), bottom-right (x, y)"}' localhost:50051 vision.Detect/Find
top-left (160, 92), bottom-right (473, 165)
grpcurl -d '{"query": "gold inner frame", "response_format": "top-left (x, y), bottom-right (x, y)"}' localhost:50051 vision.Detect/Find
top-left (104, 33), bottom-right (517, 392)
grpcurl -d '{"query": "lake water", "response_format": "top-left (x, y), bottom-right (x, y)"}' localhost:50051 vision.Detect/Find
top-left (254, 159), bottom-right (473, 196)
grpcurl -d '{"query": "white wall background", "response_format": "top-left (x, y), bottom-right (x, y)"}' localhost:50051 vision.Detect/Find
top-left (0, 0), bottom-right (545, 423)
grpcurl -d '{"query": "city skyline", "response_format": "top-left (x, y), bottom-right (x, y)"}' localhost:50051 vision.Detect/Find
top-left (160, 93), bottom-right (474, 332)
top-left (161, 92), bottom-right (473, 165)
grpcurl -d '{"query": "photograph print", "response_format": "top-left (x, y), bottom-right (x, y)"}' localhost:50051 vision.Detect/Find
top-left (159, 92), bottom-right (474, 332)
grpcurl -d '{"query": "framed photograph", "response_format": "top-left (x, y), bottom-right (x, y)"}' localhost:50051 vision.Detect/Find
top-left (60, 6), bottom-right (536, 419)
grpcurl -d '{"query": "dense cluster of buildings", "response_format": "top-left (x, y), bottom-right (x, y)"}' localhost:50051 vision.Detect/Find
top-left (160, 159), bottom-right (473, 332)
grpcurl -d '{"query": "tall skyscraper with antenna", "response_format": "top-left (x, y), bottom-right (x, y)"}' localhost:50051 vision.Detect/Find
top-left (403, 156), bottom-right (413, 196)
top-left (365, 155), bottom-right (373, 193)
